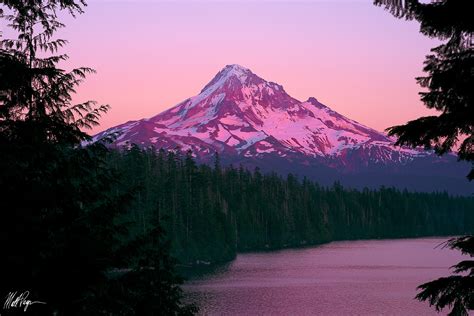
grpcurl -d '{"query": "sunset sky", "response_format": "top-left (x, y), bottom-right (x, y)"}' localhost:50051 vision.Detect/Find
top-left (56, 0), bottom-right (439, 134)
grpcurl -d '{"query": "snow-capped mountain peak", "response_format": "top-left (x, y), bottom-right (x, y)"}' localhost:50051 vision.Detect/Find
top-left (202, 64), bottom-right (252, 90)
top-left (95, 64), bottom-right (427, 163)
top-left (92, 64), bottom-right (471, 195)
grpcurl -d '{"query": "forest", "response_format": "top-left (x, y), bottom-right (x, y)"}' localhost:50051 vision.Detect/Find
top-left (113, 145), bottom-right (474, 265)
top-left (1, 0), bottom-right (472, 313)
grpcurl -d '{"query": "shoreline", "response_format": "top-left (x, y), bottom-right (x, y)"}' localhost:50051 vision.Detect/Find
top-left (178, 233), bottom-right (460, 279)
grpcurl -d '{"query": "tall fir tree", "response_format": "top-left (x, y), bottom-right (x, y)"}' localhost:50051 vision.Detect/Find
top-left (0, 1), bottom-right (196, 314)
top-left (374, 1), bottom-right (473, 315)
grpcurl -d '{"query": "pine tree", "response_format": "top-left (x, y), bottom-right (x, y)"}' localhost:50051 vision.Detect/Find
top-left (375, 0), bottom-right (474, 178)
top-left (416, 236), bottom-right (474, 316)
top-left (0, 1), bottom-right (196, 314)
top-left (374, 1), bottom-right (473, 315)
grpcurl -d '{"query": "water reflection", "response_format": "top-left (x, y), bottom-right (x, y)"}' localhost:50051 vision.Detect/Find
top-left (184, 238), bottom-right (464, 315)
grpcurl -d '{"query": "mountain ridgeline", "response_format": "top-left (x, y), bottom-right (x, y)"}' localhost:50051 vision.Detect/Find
top-left (112, 146), bottom-right (474, 265)
top-left (95, 64), bottom-right (472, 195)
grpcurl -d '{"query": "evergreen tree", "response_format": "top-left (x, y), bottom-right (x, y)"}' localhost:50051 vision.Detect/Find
top-left (416, 236), bottom-right (474, 316)
top-left (375, 0), bottom-right (473, 178)
top-left (110, 146), bottom-right (474, 266)
top-left (0, 1), bottom-right (195, 314)
top-left (374, 1), bottom-right (473, 315)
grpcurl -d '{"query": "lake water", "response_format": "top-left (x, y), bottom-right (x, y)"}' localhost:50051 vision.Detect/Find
top-left (184, 237), bottom-right (467, 315)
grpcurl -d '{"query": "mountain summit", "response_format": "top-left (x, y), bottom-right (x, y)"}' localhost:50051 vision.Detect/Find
top-left (97, 64), bottom-right (424, 161)
top-left (94, 64), bottom-right (470, 194)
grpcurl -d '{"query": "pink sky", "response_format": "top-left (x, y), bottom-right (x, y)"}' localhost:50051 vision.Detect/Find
top-left (57, 0), bottom-right (438, 134)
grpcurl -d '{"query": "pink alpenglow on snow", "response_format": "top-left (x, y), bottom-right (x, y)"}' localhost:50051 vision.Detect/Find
top-left (93, 64), bottom-right (470, 195)
top-left (62, 1), bottom-right (437, 135)
top-left (95, 64), bottom-right (425, 162)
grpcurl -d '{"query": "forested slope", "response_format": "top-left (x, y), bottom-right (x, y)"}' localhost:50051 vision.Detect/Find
top-left (112, 146), bottom-right (474, 264)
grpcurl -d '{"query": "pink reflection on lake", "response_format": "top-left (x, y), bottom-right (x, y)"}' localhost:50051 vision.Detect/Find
top-left (184, 238), bottom-right (465, 315)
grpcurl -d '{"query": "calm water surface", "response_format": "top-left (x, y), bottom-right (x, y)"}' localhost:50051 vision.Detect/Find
top-left (184, 238), bottom-right (467, 315)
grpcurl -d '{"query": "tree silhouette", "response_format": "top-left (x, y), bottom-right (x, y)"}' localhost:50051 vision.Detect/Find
top-left (374, 1), bottom-right (473, 315)
top-left (415, 237), bottom-right (474, 316)
top-left (374, 0), bottom-right (473, 178)
top-left (0, 1), bottom-right (195, 314)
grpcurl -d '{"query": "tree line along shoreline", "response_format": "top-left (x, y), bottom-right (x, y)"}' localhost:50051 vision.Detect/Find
top-left (111, 145), bottom-right (474, 266)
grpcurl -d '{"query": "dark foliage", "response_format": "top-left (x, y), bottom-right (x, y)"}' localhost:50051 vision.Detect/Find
top-left (416, 236), bottom-right (474, 316)
top-left (102, 224), bottom-right (198, 316)
top-left (375, 1), bottom-right (474, 315)
top-left (375, 0), bottom-right (474, 179)
top-left (0, 0), bottom-right (86, 17)
top-left (0, 1), bottom-right (195, 315)
top-left (112, 147), bottom-right (474, 265)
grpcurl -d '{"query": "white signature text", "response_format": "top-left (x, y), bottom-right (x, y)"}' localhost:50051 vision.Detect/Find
top-left (4, 291), bottom-right (46, 312)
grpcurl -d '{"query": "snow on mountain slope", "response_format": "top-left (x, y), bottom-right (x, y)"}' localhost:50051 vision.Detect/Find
top-left (94, 64), bottom-right (429, 166)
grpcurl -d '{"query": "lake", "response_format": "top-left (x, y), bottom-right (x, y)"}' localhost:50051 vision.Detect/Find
top-left (184, 237), bottom-right (466, 315)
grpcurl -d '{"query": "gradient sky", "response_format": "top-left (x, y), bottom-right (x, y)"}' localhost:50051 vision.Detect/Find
top-left (55, 0), bottom-right (439, 134)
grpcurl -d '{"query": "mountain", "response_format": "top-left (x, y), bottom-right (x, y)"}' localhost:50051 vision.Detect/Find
top-left (94, 64), bottom-right (471, 194)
